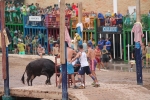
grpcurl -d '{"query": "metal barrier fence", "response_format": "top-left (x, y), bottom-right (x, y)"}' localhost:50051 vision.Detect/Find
top-left (70, 17), bottom-right (97, 44)
top-left (123, 30), bottom-right (150, 61)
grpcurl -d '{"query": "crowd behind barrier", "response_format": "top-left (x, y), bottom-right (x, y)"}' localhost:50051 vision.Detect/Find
top-left (4, 1), bottom-right (150, 56)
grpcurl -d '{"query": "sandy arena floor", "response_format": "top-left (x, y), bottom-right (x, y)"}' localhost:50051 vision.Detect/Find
top-left (0, 55), bottom-right (150, 100)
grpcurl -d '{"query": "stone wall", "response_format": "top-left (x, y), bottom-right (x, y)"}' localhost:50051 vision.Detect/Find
top-left (25, 0), bottom-right (150, 15)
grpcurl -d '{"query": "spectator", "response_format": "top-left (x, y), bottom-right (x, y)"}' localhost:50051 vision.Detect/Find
top-left (141, 43), bottom-right (146, 68)
top-left (17, 39), bottom-right (25, 55)
top-left (88, 38), bottom-right (93, 49)
top-left (126, 9), bottom-right (130, 16)
top-left (74, 6), bottom-right (78, 17)
top-left (25, 36), bottom-right (30, 54)
top-left (117, 11), bottom-right (123, 27)
top-left (32, 37), bottom-right (38, 55)
top-left (95, 45), bottom-right (103, 70)
top-left (98, 12), bottom-right (105, 26)
top-left (130, 48), bottom-right (136, 72)
top-left (105, 16), bottom-right (110, 26)
top-left (37, 44), bottom-right (45, 58)
top-left (105, 38), bottom-right (112, 61)
top-left (90, 11), bottom-right (96, 17)
top-left (84, 14), bottom-right (90, 29)
top-left (105, 10), bottom-right (111, 17)
top-left (72, 3), bottom-right (76, 10)
top-left (71, 40), bottom-right (74, 50)
top-left (101, 45), bottom-right (109, 68)
top-left (13, 34), bottom-right (18, 54)
top-left (83, 40), bottom-right (87, 52)
top-left (131, 9), bottom-right (136, 21)
top-left (49, 36), bottom-right (54, 55)
top-left (98, 38), bottom-right (105, 50)
top-left (53, 43), bottom-right (59, 56)
top-left (21, 5), bottom-right (27, 16)
top-left (146, 42), bottom-right (150, 68)
top-left (148, 10), bottom-right (150, 17)
top-left (12, 4), bottom-right (17, 22)
top-left (110, 15), bottom-right (116, 26)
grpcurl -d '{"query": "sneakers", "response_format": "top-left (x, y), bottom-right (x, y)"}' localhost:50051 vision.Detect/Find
top-left (93, 84), bottom-right (100, 87)
top-left (78, 85), bottom-right (85, 89)
top-left (91, 82), bottom-right (95, 85)
top-left (73, 85), bottom-right (78, 89)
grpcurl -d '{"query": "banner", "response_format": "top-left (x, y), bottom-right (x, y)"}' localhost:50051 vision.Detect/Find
top-left (102, 26), bottom-right (118, 32)
top-left (29, 16), bottom-right (41, 21)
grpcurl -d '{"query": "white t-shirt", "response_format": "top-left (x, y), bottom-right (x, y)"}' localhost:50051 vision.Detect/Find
top-left (79, 52), bottom-right (89, 67)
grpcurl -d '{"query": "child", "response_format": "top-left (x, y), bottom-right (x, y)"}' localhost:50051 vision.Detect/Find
top-left (17, 39), bottom-right (25, 55)
top-left (53, 43), bottom-right (59, 56)
top-left (146, 42), bottom-right (150, 68)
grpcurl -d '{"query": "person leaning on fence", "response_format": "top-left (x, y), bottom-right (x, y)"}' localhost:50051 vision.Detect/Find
top-left (37, 44), bottom-right (45, 58)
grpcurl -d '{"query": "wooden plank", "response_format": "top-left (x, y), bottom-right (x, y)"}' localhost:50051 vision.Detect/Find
top-left (136, 0), bottom-right (140, 22)
top-left (60, 0), bottom-right (66, 64)
top-left (78, 2), bottom-right (83, 43)
top-left (8, 86), bottom-right (80, 100)
top-left (0, 0), bottom-right (7, 79)
top-left (78, 2), bottom-right (82, 23)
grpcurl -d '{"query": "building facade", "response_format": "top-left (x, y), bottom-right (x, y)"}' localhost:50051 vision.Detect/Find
top-left (25, 0), bottom-right (150, 15)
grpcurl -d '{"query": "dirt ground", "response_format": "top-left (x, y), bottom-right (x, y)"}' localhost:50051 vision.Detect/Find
top-left (0, 55), bottom-right (150, 99)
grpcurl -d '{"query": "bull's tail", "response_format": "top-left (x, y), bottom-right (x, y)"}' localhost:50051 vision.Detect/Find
top-left (21, 71), bottom-right (26, 84)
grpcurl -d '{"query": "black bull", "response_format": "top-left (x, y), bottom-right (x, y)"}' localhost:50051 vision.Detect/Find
top-left (21, 58), bottom-right (80, 86)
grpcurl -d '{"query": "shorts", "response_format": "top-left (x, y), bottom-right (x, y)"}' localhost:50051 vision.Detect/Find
top-left (54, 54), bottom-right (58, 56)
top-left (146, 53), bottom-right (150, 59)
top-left (95, 57), bottom-right (101, 63)
top-left (60, 62), bottom-right (74, 74)
top-left (78, 66), bottom-right (91, 75)
top-left (89, 59), bottom-right (97, 71)
top-left (107, 50), bottom-right (111, 55)
top-left (19, 51), bottom-right (25, 55)
top-left (102, 54), bottom-right (109, 63)
top-left (14, 44), bottom-right (17, 48)
top-left (130, 60), bottom-right (136, 65)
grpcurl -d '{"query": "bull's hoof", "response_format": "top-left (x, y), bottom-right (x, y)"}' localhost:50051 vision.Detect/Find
top-left (45, 80), bottom-right (48, 85)
top-left (48, 83), bottom-right (51, 85)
